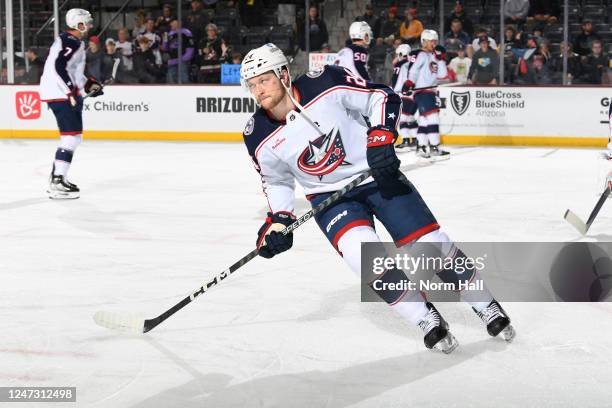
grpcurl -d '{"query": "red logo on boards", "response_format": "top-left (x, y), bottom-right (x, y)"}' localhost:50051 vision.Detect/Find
top-left (16, 91), bottom-right (41, 119)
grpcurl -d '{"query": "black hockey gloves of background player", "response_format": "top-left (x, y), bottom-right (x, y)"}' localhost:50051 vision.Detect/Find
top-left (367, 125), bottom-right (411, 199)
top-left (256, 212), bottom-right (296, 258)
top-left (85, 76), bottom-right (104, 97)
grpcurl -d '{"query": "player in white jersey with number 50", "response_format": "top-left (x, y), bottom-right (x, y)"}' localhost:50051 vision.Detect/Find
top-left (334, 21), bottom-right (372, 82)
top-left (239, 43), bottom-right (515, 353)
top-left (404, 29), bottom-right (449, 158)
top-left (40, 8), bottom-right (104, 199)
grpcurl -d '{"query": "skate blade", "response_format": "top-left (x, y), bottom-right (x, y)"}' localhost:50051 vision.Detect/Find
top-left (47, 190), bottom-right (80, 200)
top-left (429, 155), bottom-right (451, 162)
top-left (500, 324), bottom-right (516, 342)
top-left (434, 332), bottom-right (459, 354)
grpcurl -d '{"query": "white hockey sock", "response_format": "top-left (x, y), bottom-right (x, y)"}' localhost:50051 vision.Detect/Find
top-left (459, 271), bottom-right (494, 312)
top-left (337, 226), bottom-right (430, 325)
top-left (53, 135), bottom-right (82, 177)
top-left (391, 290), bottom-right (429, 324)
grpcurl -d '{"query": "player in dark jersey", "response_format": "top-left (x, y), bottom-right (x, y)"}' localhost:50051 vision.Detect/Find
top-left (239, 43), bottom-right (516, 353)
top-left (334, 21), bottom-right (372, 81)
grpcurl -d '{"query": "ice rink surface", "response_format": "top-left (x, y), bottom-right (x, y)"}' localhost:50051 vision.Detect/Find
top-left (2, 139), bottom-right (612, 408)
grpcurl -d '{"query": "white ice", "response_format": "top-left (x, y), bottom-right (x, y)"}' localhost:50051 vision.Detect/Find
top-left (1, 140), bottom-right (612, 408)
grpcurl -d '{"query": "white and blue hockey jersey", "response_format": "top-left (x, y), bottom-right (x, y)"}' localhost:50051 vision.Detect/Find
top-left (408, 50), bottom-right (448, 90)
top-left (40, 32), bottom-right (87, 101)
top-left (243, 65), bottom-right (400, 214)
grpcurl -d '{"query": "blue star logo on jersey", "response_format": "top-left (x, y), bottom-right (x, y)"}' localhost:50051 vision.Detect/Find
top-left (297, 127), bottom-right (351, 180)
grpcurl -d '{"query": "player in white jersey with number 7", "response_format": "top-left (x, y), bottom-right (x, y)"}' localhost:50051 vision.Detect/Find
top-left (40, 8), bottom-right (104, 199)
top-left (239, 43), bottom-right (515, 353)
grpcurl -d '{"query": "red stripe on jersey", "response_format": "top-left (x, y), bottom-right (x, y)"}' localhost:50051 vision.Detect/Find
top-left (60, 131), bottom-right (82, 135)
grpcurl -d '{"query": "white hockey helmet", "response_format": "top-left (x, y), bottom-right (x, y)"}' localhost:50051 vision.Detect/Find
top-left (395, 43), bottom-right (411, 59)
top-left (240, 43), bottom-right (291, 92)
top-left (349, 21), bottom-right (373, 45)
top-left (66, 8), bottom-right (93, 33)
top-left (420, 29), bottom-right (439, 46)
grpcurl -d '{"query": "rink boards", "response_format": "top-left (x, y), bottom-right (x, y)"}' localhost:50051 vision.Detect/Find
top-left (0, 84), bottom-right (609, 146)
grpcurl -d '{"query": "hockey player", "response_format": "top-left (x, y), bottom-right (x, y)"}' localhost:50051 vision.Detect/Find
top-left (40, 8), bottom-right (104, 199)
top-left (334, 21), bottom-right (372, 82)
top-left (392, 43), bottom-right (418, 149)
top-left (240, 43), bottom-right (515, 353)
top-left (404, 29), bottom-right (449, 158)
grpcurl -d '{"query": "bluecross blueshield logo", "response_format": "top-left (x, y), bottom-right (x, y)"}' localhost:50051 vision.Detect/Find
top-left (450, 91), bottom-right (470, 116)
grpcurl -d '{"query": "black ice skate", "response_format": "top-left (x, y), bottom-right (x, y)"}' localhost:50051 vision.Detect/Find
top-left (418, 302), bottom-right (459, 354)
top-left (48, 174), bottom-right (80, 199)
top-left (429, 144), bottom-right (450, 161)
top-left (416, 145), bottom-right (430, 159)
top-left (473, 300), bottom-right (515, 342)
top-left (396, 137), bottom-right (415, 150)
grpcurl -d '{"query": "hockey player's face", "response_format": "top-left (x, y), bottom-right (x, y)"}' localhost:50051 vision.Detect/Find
top-left (247, 72), bottom-right (285, 109)
top-left (424, 39), bottom-right (437, 52)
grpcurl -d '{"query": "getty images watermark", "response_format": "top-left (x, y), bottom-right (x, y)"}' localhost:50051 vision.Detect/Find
top-left (360, 242), bottom-right (612, 302)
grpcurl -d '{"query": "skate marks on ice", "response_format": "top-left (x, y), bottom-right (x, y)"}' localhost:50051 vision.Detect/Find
top-left (129, 338), bottom-right (495, 408)
top-left (0, 197), bottom-right (49, 211)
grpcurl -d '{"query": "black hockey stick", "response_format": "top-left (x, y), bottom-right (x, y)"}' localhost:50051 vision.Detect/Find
top-left (94, 171), bottom-right (372, 334)
top-left (564, 185), bottom-right (611, 235)
top-left (83, 58), bottom-right (120, 100)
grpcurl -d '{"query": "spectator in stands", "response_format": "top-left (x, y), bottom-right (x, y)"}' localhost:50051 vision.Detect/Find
top-left (155, 3), bottom-right (175, 34)
top-left (86, 36), bottom-right (103, 80)
top-left (186, 0), bottom-right (210, 45)
top-left (138, 18), bottom-right (163, 66)
top-left (102, 38), bottom-right (132, 83)
top-left (133, 36), bottom-right (165, 83)
top-left (503, 25), bottom-right (519, 50)
top-left (378, 6), bottom-right (401, 44)
top-left (468, 36), bottom-right (499, 84)
top-left (449, 43), bottom-right (472, 83)
top-left (551, 41), bottom-right (581, 83)
top-left (19, 48), bottom-right (44, 84)
top-left (531, 54), bottom-right (553, 84)
top-left (445, 18), bottom-right (470, 60)
top-left (445, 1), bottom-right (473, 37)
top-left (196, 23), bottom-right (229, 83)
top-left (504, 0), bottom-right (529, 28)
top-left (356, 4), bottom-right (381, 40)
top-left (238, 0), bottom-right (264, 28)
top-left (297, 5), bottom-right (329, 51)
top-left (470, 28), bottom-right (496, 57)
top-left (132, 9), bottom-right (148, 39)
top-left (573, 19), bottom-right (601, 57)
top-left (399, 8), bottom-right (424, 46)
top-left (538, 40), bottom-right (552, 64)
top-left (231, 51), bottom-right (242, 64)
top-left (581, 40), bottom-right (609, 84)
top-left (115, 28), bottom-right (135, 73)
top-left (162, 19), bottom-right (195, 83)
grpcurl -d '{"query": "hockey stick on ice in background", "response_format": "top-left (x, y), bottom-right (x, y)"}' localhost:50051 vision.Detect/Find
top-left (564, 185), bottom-right (611, 235)
top-left (94, 170), bottom-right (372, 334)
top-left (83, 58), bottom-right (120, 100)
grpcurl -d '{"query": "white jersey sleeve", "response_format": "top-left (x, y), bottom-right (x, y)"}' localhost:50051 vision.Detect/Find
top-left (408, 51), bottom-right (427, 85)
top-left (335, 47), bottom-right (358, 77)
top-left (254, 150), bottom-right (296, 214)
top-left (393, 63), bottom-right (409, 93)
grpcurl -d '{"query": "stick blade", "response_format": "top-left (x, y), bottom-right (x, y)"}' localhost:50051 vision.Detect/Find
top-left (564, 209), bottom-right (587, 235)
top-left (93, 311), bottom-right (145, 334)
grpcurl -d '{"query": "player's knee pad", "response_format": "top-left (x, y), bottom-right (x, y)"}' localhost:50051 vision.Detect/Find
top-left (337, 225), bottom-right (380, 277)
top-left (59, 134), bottom-right (82, 152)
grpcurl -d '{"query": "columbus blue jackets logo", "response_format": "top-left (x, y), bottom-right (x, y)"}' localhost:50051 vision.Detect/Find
top-left (297, 127), bottom-right (351, 179)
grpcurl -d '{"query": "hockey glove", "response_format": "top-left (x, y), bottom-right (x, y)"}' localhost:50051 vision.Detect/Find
top-left (256, 211), bottom-right (296, 259)
top-left (85, 76), bottom-right (104, 97)
top-left (402, 80), bottom-right (415, 97)
top-left (367, 125), bottom-right (407, 199)
top-left (434, 45), bottom-right (446, 61)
